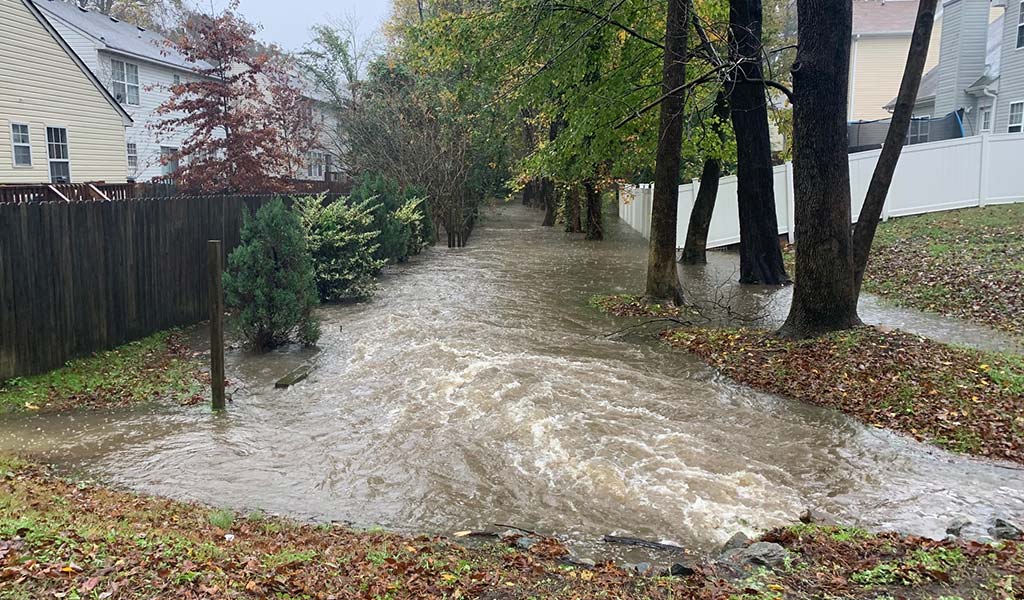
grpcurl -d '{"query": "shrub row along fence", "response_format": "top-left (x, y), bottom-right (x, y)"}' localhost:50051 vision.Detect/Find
top-left (619, 132), bottom-right (1024, 249)
top-left (0, 195), bottom-right (279, 379)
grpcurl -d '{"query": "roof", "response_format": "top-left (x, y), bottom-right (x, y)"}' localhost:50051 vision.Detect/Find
top-left (18, 0), bottom-right (132, 125)
top-left (33, 0), bottom-right (212, 72)
top-left (854, 0), bottom-right (922, 34)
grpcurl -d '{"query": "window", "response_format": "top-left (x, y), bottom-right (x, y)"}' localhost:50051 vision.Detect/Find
top-left (126, 143), bottom-right (137, 170)
top-left (111, 59), bottom-right (140, 105)
top-left (160, 146), bottom-right (178, 176)
top-left (307, 151), bottom-right (325, 178)
top-left (1009, 102), bottom-right (1024, 134)
top-left (908, 116), bottom-right (930, 144)
top-left (172, 74), bottom-right (181, 85)
top-left (980, 107), bottom-right (992, 132)
top-left (46, 126), bottom-right (70, 183)
top-left (1018, 1), bottom-right (1024, 49)
top-left (10, 123), bottom-right (31, 167)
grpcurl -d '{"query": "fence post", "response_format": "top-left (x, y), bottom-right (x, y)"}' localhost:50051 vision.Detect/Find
top-left (208, 240), bottom-right (226, 411)
top-left (977, 133), bottom-right (990, 207)
top-left (784, 161), bottom-right (795, 243)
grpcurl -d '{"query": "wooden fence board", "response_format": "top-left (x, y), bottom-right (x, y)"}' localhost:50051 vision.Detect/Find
top-left (0, 195), bottom-right (274, 379)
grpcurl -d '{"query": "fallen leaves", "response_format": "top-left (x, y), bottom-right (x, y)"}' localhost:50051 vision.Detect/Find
top-left (664, 326), bottom-right (1024, 463)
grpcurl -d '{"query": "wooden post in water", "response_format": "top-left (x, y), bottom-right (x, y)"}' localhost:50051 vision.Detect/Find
top-left (208, 240), bottom-right (226, 410)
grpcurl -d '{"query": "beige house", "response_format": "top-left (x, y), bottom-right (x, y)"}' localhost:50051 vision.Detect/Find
top-left (0, 0), bottom-right (132, 184)
top-left (848, 0), bottom-right (944, 121)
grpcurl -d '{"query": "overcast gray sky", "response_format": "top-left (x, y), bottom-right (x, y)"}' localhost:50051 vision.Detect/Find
top-left (211, 0), bottom-right (391, 52)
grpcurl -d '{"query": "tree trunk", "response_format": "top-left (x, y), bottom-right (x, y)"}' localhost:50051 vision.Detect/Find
top-left (852, 0), bottom-right (937, 296)
top-left (778, 0), bottom-right (861, 338)
top-left (680, 90), bottom-right (729, 264)
top-left (584, 180), bottom-right (603, 240)
top-left (541, 178), bottom-right (556, 226)
top-left (644, 0), bottom-right (690, 304)
top-left (566, 186), bottom-right (583, 233)
top-left (730, 0), bottom-right (789, 285)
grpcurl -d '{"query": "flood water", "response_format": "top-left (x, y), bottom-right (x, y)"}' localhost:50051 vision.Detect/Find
top-left (3, 203), bottom-right (1023, 559)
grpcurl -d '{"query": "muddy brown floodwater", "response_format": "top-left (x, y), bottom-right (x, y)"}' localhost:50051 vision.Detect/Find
top-left (2, 203), bottom-right (1023, 560)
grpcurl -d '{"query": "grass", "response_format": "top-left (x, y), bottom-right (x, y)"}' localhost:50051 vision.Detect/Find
top-left (589, 294), bottom-right (694, 318)
top-left (661, 326), bottom-right (1024, 464)
top-left (862, 204), bottom-right (1023, 337)
top-left (0, 330), bottom-right (204, 414)
top-left (0, 457), bottom-right (1020, 599)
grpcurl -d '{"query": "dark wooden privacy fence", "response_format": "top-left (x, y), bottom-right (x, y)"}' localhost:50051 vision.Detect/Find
top-left (0, 195), bottom-right (275, 379)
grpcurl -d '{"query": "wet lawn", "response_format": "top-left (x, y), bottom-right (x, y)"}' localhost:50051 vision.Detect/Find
top-left (859, 204), bottom-right (1021, 337)
top-left (0, 330), bottom-right (205, 414)
top-left (1, 457), bottom-right (1021, 599)
top-left (662, 327), bottom-right (1024, 464)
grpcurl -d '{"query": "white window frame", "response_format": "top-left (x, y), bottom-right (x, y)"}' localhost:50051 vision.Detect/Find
top-left (1017, 1), bottom-right (1024, 50)
top-left (126, 142), bottom-right (138, 171)
top-left (10, 122), bottom-right (32, 168)
top-left (307, 151), bottom-right (325, 178)
top-left (172, 73), bottom-right (181, 86)
top-left (1009, 101), bottom-right (1024, 134)
top-left (980, 107), bottom-right (992, 132)
top-left (908, 115), bottom-right (930, 144)
top-left (111, 58), bottom-right (140, 105)
top-left (160, 146), bottom-right (179, 176)
top-left (46, 126), bottom-right (71, 183)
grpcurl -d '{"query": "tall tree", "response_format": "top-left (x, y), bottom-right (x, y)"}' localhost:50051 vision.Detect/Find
top-left (154, 5), bottom-right (313, 193)
top-left (680, 90), bottom-right (730, 264)
top-left (852, 0), bottom-right (938, 295)
top-left (778, 0), bottom-right (860, 338)
top-left (645, 0), bottom-right (691, 304)
top-left (729, 0), bottom-right (789, 285)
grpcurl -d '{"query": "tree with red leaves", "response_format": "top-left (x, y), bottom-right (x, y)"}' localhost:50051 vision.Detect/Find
top-left (153, 2), bottom-right (316, 193)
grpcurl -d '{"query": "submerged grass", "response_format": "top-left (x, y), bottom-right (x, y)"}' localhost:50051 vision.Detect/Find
top-left (823, 204), bottom-right (1022, 337)
top-left (0, 330), bottom-right (205, 414)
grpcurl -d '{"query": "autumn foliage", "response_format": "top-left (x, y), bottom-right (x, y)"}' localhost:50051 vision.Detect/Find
top-left (153, 2), bottom-right (317, 193)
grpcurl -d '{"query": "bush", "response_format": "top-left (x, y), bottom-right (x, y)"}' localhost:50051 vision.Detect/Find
top-left (297, 195), bottom-right (386, 302)
top-left (394, 197), bottom-right (429, 256)
top-left (223, 198), bottom-right (320, 351)
top-left (349, 173), bottom-right (431, 264)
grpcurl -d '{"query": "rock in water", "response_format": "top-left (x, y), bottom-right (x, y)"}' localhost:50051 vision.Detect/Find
top-left (721, 532), bottom-right (750, 552)
top-left (946, 517), bottom-right (972, 537)
top-left (989, 518), bottom-right (1023, 541)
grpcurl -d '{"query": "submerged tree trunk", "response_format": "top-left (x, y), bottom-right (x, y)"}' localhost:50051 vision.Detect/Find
top-left (778, 0), bottom-right (861, 338)
top-left (730, 0), bottom-right (789, 285)
top-left (852, 0), bottom-right (937, 296)
top-left (680, 90), bottom-right (729, 264)
top-left (644, 0), bottom-right (690, 304)
top-left (584, 180), bottom-right (603, 240)
top-left (566, 186), bottom-right (583, 233)
top-left (541, 178), bottom-right (556, 226)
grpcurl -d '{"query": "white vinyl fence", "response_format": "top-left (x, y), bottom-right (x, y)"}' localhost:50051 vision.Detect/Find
top-left (619, 132), bottom-right (1024, 249)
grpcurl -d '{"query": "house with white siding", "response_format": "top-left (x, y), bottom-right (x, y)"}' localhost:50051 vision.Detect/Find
top-left (36, 0), bottom-right (344, 183)
top-left (0, 0), bottom-right (131, 184)
top-left (33, 0), bottom-right (212, 181)
top-left (887, 0), bottom-right (1023, 136)
top-left (848, 0), bottom-right (944, 121)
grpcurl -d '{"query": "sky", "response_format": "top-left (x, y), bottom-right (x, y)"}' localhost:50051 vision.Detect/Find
top-left (207, 0), bottom-right (392, 52)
